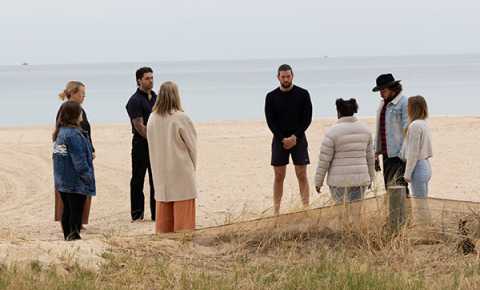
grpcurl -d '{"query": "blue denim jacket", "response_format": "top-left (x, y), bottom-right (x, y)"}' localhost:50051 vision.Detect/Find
top-left (375, 94), bottom-right (409, 158)
top-left (53, 127), bottom-right (96, 196)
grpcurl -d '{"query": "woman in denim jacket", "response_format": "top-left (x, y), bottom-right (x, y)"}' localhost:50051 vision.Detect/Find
top-left (53, 101), bottom-right (96, 241)
top-left (54, 80), bottom-right (94, 227)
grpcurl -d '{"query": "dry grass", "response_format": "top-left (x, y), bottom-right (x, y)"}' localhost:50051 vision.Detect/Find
top-left (2, 197), bottom-right (480, 290)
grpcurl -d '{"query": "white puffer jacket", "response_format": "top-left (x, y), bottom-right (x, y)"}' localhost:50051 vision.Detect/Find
top-left (315, 116), bottom-right (375, 188)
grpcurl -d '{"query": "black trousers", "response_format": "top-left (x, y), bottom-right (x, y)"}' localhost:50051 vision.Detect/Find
top-left (130, 137), bottom-right (156, 221)
top-left (59, 192), bottom-right (86, 240)
top-left (382, 156), bottom-right (409, 194)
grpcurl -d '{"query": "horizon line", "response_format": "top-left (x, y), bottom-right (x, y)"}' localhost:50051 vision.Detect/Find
top-left (2, 52), bottom-right (480, 67)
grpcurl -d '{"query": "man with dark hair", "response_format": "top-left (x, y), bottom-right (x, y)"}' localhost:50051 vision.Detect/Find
top-left (126, 67), bottom-right (157, 221)
top-left (372, 73), bottom-right (409, 191)
top-left (265, 64), bottom-right (313, 215)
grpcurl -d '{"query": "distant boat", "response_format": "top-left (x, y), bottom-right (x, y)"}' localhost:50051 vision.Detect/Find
top-left (21, 62), bottom-right (29, 66)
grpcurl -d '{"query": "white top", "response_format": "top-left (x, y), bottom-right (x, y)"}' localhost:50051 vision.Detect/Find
top-left (401, 120), bottom-right (433, 179)
top-left (315, 116), bottom-right (376, 188)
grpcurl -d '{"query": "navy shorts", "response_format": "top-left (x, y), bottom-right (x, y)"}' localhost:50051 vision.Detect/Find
top-left (271, 137), bottom-right (310, 166)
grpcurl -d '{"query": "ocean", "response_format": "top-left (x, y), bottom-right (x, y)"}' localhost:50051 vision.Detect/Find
top-left (0, 54), bottom-right (479, 126)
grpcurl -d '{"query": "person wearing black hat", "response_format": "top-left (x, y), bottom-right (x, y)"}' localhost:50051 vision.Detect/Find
top-left (373, 73), bottom-right (409, 191)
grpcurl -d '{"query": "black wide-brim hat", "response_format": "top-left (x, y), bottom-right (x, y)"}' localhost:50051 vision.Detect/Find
top-left (372, 73), bottom-right (401, 92)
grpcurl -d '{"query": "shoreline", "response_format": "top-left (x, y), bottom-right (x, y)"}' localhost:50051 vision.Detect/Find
top-left (0, 115), bottom-right (478, 130)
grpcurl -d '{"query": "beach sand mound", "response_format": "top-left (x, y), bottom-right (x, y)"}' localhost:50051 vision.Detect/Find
top-left (0, 117), bottom-right (479, 270)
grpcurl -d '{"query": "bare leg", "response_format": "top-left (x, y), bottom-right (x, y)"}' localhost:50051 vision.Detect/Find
top-left (273, 166), bottom-right (287, 215)
top-left (295, 165), bottom-right (310, 208)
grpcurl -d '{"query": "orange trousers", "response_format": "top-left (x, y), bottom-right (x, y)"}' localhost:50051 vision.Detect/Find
top-left (155, 199), bottom-right (196, 233)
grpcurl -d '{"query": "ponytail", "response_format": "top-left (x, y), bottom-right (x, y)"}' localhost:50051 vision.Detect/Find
top-left (58, 90), bottom-right (68, 101)
top-left (58, 81), bottom-right (85, 101)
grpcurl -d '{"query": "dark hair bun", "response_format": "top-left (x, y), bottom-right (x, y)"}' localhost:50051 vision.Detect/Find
top-left (349, 98), bottom-right (358, 113)
top-left (336, 98), bottom-right (359, 117)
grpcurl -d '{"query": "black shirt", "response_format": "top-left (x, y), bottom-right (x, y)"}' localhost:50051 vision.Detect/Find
top-left (264, 85), bottom-right (313, 140)
top-left (126, 88), bottom-right (157, 139)
top-left (56, 104), bottom-right (95, 152)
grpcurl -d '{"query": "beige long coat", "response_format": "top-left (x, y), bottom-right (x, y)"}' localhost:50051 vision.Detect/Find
top-left (147, 111), bottom-right (197, 202)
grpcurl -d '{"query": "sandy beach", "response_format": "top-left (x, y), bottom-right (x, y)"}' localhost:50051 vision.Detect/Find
top-left (0, 116), bottom-right (479, 268)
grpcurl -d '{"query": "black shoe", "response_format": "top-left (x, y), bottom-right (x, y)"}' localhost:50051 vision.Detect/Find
top-left (66, 232), bottom-right (81, 241)
top-left (131, 214), bottom-right (144, 222)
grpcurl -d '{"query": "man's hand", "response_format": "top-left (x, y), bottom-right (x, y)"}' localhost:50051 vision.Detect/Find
top-left (132, 117), bottom-right (147, 139)
top-left (282, 135), bottom-right (297, 150)
top-left (315, 186), bottom-right (322, 194)
top-left (92, 152), bottom-right (96, 160)
top-left (404, 176), bottom-right (411, 183)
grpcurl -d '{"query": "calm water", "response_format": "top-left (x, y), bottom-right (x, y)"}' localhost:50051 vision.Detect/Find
top-left (0, 54), bottom-right (479, 126)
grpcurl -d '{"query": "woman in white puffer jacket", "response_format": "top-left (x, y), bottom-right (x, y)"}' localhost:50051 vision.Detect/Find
top-left (315, 98), bottom-right (376, 204)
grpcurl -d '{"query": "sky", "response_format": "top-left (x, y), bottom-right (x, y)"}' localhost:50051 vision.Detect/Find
top-left (1, 0), bottom-right (479, 65)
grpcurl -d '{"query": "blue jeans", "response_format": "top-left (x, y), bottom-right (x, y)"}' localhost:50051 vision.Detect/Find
top-left (330, 186), bottom-right (366, 204)
top-left (410, 160), bottom-right (432, 198)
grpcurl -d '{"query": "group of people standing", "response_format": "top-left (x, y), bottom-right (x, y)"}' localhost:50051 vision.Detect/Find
top-left (52, 68), bottom-right (198, 240)
top-left (51, 64), bottom-right (433, 241)
top-left (266, 65), bottom-right (433, 218)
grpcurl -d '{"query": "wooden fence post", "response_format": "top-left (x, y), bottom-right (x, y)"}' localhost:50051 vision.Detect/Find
top-left (388, 185), bottom-right (407, 232)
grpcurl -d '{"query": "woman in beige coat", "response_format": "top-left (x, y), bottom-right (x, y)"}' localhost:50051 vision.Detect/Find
top-left (147, 81), bottom-right (198, 233)
top-left (315, 98), bottom-right (376, 204)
